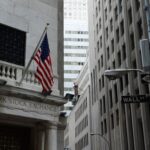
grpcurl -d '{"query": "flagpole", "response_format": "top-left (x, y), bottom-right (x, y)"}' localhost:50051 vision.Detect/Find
top-left (18, 23), bottom-right (50, 86)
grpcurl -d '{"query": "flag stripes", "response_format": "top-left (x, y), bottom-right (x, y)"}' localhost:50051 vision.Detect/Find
top-left (34, 33), bottom-right (54, 93)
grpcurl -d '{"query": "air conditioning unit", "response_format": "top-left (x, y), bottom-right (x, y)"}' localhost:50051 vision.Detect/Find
top-left (140, 39), bottom-right (150, 72)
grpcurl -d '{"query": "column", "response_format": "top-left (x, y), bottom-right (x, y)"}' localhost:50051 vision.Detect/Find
top-left (45, 124), bottom-right (57, 150)
top-left (37, 125), bottom-right (45, 150)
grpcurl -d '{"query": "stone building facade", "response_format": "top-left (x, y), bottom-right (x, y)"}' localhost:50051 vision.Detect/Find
top-left (88, 0), bottom-right (150, 150)
top-left (0, 0), bottom-right (65, 150)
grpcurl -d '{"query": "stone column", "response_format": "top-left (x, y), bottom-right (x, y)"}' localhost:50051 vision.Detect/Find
top-left (45, 124), bottom-right (57, 150)
top-left (37, 124), bottom-right (45, 150)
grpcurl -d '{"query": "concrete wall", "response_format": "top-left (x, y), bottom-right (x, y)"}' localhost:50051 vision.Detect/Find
top-left (0, 0), bottom-right (64, 94)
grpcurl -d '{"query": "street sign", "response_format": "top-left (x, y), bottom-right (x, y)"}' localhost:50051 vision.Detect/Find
top-left (122, 95), bottom-right (149, 103)
top-left (141, 73), bottom-right (150, 83)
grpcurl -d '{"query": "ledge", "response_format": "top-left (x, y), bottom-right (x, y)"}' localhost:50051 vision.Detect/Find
top-left (0, 85), bottom-right (66, 106)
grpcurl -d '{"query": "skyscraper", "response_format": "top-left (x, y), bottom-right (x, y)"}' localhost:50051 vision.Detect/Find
top-left (64, 0), bottom-right (89, 95)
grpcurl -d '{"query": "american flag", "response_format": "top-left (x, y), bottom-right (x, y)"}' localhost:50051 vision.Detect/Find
top-left (34, 33), bottom-right (54, 94)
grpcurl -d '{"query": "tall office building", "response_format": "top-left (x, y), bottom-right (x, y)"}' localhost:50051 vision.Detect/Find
top-left (88, 0), bottom-right (150, 150)
top-left (64, 0), bottom-right (89, 95)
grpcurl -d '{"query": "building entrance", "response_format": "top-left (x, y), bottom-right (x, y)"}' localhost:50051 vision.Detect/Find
top-left (0, 124), bottom-right (31, 150)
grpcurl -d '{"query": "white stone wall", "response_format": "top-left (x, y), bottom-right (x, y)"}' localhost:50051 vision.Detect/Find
top-left (0, 0), bottom-right (62, 93)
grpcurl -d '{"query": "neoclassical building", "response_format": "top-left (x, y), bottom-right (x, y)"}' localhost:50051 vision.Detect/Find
top-left (0, 0), bottom-right (65, 150)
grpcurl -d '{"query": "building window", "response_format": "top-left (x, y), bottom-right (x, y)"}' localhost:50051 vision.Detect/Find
top-left (128, 8), bottom-right (132, 24)
top-left (99, 78), bottom-right (101, 91)
top-left (115, 6), bottom-right (118, 20)
top-left (113, 60), bottom-right (116, 69)
top-left (118, 0), bottom-right (122, 13)
top-left (98, 0), bottom-right (101, 11)
top-left (100, 36), bottom-right (102, 48)
top-left (99, 18), bottom-right (101, 29)
top-left (97, 41), bottom-right (100, 52)
top-left (109, 89), bottom-right (113, 108)
top-left (107, 46), bottom-right (110, 60)
top-left (106, 27), bottom-right (108, 40)
top-left (105, 8), bottom-right (107, 20)
top-left (125, 74), bottom-right (129, 86)
top-left (0, 24), bottom-right (26, 66)
top-left (130, 33), bottom-right (135, 50)
top-left (116, 28), bottom-right (119, 43)
top-left (116, 109), bottom-right (119, 125)
top-left (114, 84), bottom-right (118, 103)
top-left (120, 20), bottom-right (124, 36)
top-left (101, 122), bottom-right (103, 135)
top-left (100, 99), bottom-right (102, 115)
top-left (137, 19), bottom-right (143, 39)
top-left (104, 119), bottom-right (107, 133)
top-left (119, 77), bottom-right (123, 92)
top-left (117, 51), bottom-right (121, 66)
top-left (111, 114), bottom-right (114, 129)
top-left (110, 18), bottom-right (113, 32)
top-left (109, 0), bottom-right (112, 11)
top-left (103, 95), bottom-right (106, 113)
top-left (133, 59), bottom-right (137, 77)
top-left (98, 59), bottom-right (100, 71)
top-left (122, 44), bottom-right (126, 60)
top-left (101, 55), bottom-right (103, 67)
top-left (96, 23), bottom-right (99, 34)
top-left (96, 7), bottom-right (98, 17)
top-left (102, 75), bottom-right (104, 87)
top-left (111, 39), bottom-right (114, 53)
top-left (135, 0), bottom-right (140, 11)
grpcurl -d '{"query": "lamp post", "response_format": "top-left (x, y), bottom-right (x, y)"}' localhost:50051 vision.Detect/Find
top-left (90, 133), bottom-right (110, 150)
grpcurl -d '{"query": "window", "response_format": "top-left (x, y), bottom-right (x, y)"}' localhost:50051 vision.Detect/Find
top-left (120, 20), bottom-right (124, 36)
top-left (114, 84), bottom-right (118, 103)
top-left (111, 39), bottom-right (114, 53)
top-left (109, 0), bottom-right (112, 11)
top-left (0, 24), bottom-right (26, 66)
top-left (137, 19), bottom-right (143, 39)
top-left (118, 0), bottom-right (122, 13)
top-left (117, 51), bottom-right (121, 66)
top-left (116, 109), bottom-right (119, 125)
top-left (106, 27), bottom-right (108, 40)
top-left (100, 99), bottom-right (102, 115)
top-left (135, 0), bottom-right (140, 11)
top-left (128, 8), bottom-right (132, 24)
top-left (97, 41), bottom-right (100, 52)
top-left (99, 18), bottom-right (101, 29)
top-left (98, 0), bottom-right (101, 11)
top-left (101, 55), bottom-right (103, 67)
top-left (122, 44), bottom-right (126, 60)
top-left (96, 7), bottom-right (98, 17)
top-left (103, 95), bottom-right (106, 113)
top-left (130, 33), bottom-right (135, 50)
top-left (105, 8), bottom-right (107, 20)
top-left (100, 36), bottom-right (102, 48)
top-left (115, 6), bottom-right (118, 20)
top-left (110, 18), bottom-right (113, 32)
top-left (104, 119), bottom-right (107, 133)
top-left (101, 122), bottom-right (103, 135)
top-left (116, 28), bottom-right (119, 43)
top-left (125, 74), bottom-right (129, 86)
top-left (120, 77), bottom-right (123, 92)
top-left (102, 75), bottom-right (104, 87)
top-left (113, 60), bottom-right (116, 69)
top-left (98, 59), bottom-right (100, 71)
top-left (107, 46), bottom-right (110, 60)
top-left (96, 23), bottom-right (99, 34)
top-left (109, 89), bottom-right (113, 108)
top-left (111, 114), bottom-right (114, 129)
top-left (99, 78), bottom-right (101, 91)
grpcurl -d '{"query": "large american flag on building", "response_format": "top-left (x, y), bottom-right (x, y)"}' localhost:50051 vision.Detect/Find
top-left (34, 33), bottom-right (54, 94)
